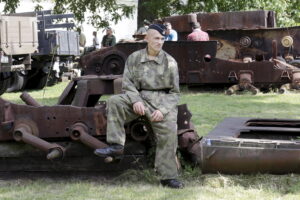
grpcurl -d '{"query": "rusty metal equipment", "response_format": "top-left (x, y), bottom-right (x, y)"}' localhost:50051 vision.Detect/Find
top-left (226, 70), bottom-right (259, 95)
top-left (189, 118), bottom-right (300, 174)
top-left (0, 74), bottom-right (300, 174)
top-left (163, 10), bottom-right (299, 62)
top-left (79, 10), bottom-right (300, 94)
top-left (80, 40), bottom-right (298, 94)
top-left (0, 75), bottom-right (198, 171)
top-left (163, 10), bottom-right (276, 38)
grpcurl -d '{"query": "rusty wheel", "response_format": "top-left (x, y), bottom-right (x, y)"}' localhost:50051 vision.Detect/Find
top-left (102, 55), bottom-right (125, 75)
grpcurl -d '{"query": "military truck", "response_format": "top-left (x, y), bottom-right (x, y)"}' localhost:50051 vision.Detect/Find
top-left (0, 13), bottom-right (38, 94)
top-left (0, 10), bottom-right (80, 94)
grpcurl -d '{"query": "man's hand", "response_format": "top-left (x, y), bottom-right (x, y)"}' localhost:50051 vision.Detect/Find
top-left (151, 110), bottom-right (164, 122)
top-left (133, 102), bottom-right (145, 116)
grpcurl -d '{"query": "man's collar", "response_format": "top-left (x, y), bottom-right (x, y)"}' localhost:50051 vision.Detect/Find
top-left (140, 48), bottom-right (164, 64)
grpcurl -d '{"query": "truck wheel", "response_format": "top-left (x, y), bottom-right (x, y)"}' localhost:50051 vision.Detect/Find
top-left (6, 72), bottom-right (26, 92)
top-left (102, 55), bottom-right (125, 75)
top-left (24, 69), bottom-right (48, 90)
top-left (46, 70), bottom-right (59, 86)
top-left (0, 72), bottom-right (11, 95)
top-left (35, 73), bottom-right (48, 89)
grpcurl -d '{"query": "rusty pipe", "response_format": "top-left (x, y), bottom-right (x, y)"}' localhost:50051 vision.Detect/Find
top-left (20, 92), bottom-right (41, 107)
top-left (13, 123), bottom-right (65, 160)
top-left (70, 123), bottom-right (108, 149)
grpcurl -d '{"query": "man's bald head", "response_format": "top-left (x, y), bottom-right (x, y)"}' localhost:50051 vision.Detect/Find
top-left (145, 27), bottom-right (165, 56)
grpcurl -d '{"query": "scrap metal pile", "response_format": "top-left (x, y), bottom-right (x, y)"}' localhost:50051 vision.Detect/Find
top-left (0, 75), bottom-right (197, 171)
top-left (80, 10), bottom-right (300, 94)
top-left (0, 74), bottom-right (300, 174)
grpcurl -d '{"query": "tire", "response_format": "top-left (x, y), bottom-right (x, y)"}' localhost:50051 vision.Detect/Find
top-left (24, 69), bottom-right (48, 90)
top-left (0, 72), bottom-right (11, 95)
top-left (46, 70), bottom-right (59, 87)
top-left (35, 73), bottom-right (48, 89)
top-left (6, 72), bottom-right (26, 92)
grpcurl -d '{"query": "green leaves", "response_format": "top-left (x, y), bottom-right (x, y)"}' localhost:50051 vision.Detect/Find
top-left (51, 0), bottom-right (135, 28)
top-left (141, 0), bottom-right (300, 27)
top-left (0, 0), bottom-right (135, 29)
top-left (0, 0), bottom-right (20, 13)
top-left (1, 0), bottom-right (298, 28)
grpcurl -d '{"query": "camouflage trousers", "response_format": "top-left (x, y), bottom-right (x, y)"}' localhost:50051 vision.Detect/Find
top-left (106, 94), bottom-right (178, 179)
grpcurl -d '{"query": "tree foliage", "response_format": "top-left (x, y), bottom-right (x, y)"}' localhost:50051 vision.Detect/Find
top-left (0, 0), bottom-right (135, 29)
top-left (142, 0), bottom-right (300, 27)
top-left (1, 0), bottom-right (299, 28)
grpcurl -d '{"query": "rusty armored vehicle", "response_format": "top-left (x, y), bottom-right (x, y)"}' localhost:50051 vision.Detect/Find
top-left (0, 10), bottom-right (80, 94)
top-left (0, 74), bottom-right (299, 174)
top-left (80, 10), bottom-right (300, 94)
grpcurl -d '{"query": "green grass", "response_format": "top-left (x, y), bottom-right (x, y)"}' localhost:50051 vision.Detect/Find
top-left (2, 82), bottom-right (69, 105)
top-left (1, 82), bottom-right (300, 200)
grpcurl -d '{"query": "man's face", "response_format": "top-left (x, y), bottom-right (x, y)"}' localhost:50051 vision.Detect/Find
top-left (106, 29), bottom-right (112, 35)
top-left (146, 29), bottom-right (165, 53)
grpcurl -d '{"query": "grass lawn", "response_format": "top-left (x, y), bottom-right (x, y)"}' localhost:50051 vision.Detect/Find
top-left (1, 82), bottom-right (300, 200)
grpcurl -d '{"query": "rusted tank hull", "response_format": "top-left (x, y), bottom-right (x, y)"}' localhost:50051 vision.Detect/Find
top-left (164, 10), bottom-right (276, 37)
top-left (195, 117), bottom-right (300, 174)
top-left (163, 11), bottom-right (299, 62)
top-left (200, 142), bottom-right (300, 174)
top-left (80, 10), bottom-right (300, 93)
top-left (81, 41), bottom-right (295, 92)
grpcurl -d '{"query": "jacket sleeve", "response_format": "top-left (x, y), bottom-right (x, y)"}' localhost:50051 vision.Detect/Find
top-left (122, 57), bottom-right (143, 104)
top-left (156, 59), bottom-right (180, 116)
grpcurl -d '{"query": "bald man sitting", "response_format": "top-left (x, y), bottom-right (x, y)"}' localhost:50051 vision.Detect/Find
top-left (94, 24), bottom-right (183, 189)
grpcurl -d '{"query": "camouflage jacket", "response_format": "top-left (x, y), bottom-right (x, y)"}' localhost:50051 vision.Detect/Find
top-left (122, 48), bottom-right (180, 116)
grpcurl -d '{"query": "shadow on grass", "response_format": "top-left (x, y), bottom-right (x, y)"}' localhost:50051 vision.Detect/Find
top-left (0, 168), bottom-right (160, 186)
